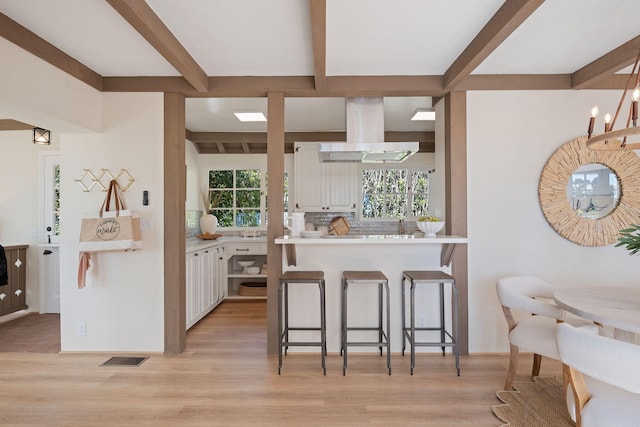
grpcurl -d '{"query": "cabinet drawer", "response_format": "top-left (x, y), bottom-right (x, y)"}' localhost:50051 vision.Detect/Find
top-left (225, 243), bottom-right (267, 255)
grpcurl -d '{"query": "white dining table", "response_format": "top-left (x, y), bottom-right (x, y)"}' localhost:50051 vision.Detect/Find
top-left (554, 286), bottom-right (640, 342)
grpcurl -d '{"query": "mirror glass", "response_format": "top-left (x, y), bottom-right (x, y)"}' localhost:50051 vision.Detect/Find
top-left (567, 163), bottom-right (620, 219)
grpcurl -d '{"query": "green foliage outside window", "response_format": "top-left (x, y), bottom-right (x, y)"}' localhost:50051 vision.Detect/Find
top-left (207, 169), bottom-right (288, 228)
top-left (54, 164), bottom-right (61, 235)
top-left (209, 169), bottom-right (262, 227)
top-left (410, 171), bottom-right (430, 216)
top-left (362, 169), bottom-right (430, 219)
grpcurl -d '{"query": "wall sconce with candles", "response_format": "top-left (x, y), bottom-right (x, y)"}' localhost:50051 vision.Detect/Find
top-left (33, 127), bottom-right (51, 145)
top-left (586, 50), bottom-right (640, 150)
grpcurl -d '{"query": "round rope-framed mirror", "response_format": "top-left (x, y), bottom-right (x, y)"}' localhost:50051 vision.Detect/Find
top-left (538, 136), bottom-right (640, 246)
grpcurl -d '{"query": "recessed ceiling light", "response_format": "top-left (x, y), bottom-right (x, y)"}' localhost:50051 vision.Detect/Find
top-left (234, 112), bottom-right (267, 122)
top-left (410, 108), bottom-right (436, 121)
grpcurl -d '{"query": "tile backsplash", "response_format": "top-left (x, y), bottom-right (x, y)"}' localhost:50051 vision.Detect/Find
top-left (302, 212), bottom-right (418, 235)
top-left (185, 210), bottom-right (201, 238)
top-left (186, 209), bottom-right (419, 236)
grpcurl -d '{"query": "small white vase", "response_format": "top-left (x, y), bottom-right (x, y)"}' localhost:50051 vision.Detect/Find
top-left (200, 213), bottom-right (218, 234)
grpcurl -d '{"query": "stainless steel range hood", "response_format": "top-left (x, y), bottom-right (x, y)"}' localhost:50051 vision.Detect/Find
top-left (318, 97), bottom-right (419, 163)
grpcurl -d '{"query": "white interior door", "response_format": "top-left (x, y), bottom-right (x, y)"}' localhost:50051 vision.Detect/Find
top-left (39, 246), bottom-right (60, 313)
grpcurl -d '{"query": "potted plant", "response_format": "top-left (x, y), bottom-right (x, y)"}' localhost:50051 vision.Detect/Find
top-left (616, 224), bottom-right (640, 255)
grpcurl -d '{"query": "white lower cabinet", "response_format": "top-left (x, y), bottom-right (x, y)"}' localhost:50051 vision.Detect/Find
top-left (225, 242), bottom-right (267, 299)
top-left (186, 241), bottom-right (265, 329)
top-left (186, 245), bottom-right (225, 330)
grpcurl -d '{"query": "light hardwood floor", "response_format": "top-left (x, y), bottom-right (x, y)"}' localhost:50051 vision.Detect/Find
top-left (0, 301), bottom-right (562, 426)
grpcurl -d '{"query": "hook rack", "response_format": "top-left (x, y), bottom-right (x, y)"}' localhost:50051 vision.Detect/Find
top-left (75, 168), bottom-right (135, 192)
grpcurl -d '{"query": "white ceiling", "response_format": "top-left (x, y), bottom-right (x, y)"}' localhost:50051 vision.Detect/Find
top-left (1, 0), bottom-right (639, 134)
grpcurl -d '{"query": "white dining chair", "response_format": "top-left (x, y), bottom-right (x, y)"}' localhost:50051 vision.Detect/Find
top-left (496, 275), bottom-right (596, 390)
top-left (556, 322), bottom-right (640, 427)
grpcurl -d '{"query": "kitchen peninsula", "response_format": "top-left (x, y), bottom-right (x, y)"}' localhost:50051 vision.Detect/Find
top-left (275, 234), bottom-right (467, 354)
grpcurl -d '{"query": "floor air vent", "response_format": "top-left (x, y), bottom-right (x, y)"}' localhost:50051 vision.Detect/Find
top-left (101, 356), bottom-right (148, 367)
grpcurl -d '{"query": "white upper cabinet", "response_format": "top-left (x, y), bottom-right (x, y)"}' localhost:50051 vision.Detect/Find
top-left (294, 142), bottom-right (357, 212)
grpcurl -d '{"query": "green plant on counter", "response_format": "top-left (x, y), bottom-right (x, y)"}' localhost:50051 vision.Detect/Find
top-left (616, 224), bottom-right (640, 255)
top-left (417, 215), bottom-right (442, 222)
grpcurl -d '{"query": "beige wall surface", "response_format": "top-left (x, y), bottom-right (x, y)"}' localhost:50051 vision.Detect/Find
top-left (467, 90), bottom-right (640, 353)
top-left (60, 92), bottom-right (165, 352)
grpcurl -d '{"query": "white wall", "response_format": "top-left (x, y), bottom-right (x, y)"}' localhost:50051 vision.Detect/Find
top-left (185, 139), bottom-right (200, 211)
top-left (60, 93), bottom-right (165, 352)
top-left (0, 38), bottom-right (102, 133)
top-left (467, 90), bottom-right (640, 353)
top-left (433, 98), bottom-right (446, 219)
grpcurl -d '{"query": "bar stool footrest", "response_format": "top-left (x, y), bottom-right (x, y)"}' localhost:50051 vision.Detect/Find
top-left (403, 328), bottom-right (455, 340)
top-left (282, 341), bottom-right (325, 347)
top-left (346, 342), bottom-right (389, 347)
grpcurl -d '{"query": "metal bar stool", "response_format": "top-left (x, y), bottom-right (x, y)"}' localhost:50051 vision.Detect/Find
top-left (278, 270), bottom-right (326, 375)
top-left (401, 270), bottom-right (460, 376)
top-left (341, 271), bottom-right (391, 375)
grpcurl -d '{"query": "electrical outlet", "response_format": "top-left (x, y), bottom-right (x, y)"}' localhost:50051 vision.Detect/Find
top-left (418, 315), bottom-right (426, 328)
top-left (77, 322), bottom-right (86, 336)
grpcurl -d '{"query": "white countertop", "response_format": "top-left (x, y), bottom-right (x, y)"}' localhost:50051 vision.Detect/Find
top-left (275, 234), bottom-right (467, 245)
top-left (186, 235), bottom-right (267, 252)
top-left (187, 234), bottom-right (467, 251)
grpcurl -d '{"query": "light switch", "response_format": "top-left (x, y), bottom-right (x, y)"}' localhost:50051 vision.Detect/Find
top-left (140, 217), bottom-right (153, 231)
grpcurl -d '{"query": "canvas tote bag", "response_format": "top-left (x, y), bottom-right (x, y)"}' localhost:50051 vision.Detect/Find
top-left (79, 180), bottom-right (142, 252)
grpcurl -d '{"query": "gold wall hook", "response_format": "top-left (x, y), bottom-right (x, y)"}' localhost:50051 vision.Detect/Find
top-left (75, 168), bottom-right (135, 192)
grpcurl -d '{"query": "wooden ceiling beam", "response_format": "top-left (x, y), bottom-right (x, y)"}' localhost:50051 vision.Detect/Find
top-left (100, 72), bottom-right (632, 94)
top-left (286, 131), bottom-right (344, 143)
top-left (103, 76), bottom-right (317, 95)
top-left (0, 119), bottom-right (34, 131)
top-left (189, 132), bottom-right (267, 143)
top-left (455, 74), bottom-right (571, 90)
top-left (194, 141), bottom-right (442, 155)
top-left (443, 0), bottom-right (544, 91)
top-left (326, 75), bottom-right (446, 96)
top-left (586, 74), bottom-right (638, 89)
top-left (572, 36), bottom-right (640, 89)
top-left (105, 75), bottom-right (447, 96)
top-left (0, 13), bottom-right (103, 91)
top-left (309, 0), bottom-right (327, 91)
top-left (187, 131), bottom-right (434, 144)
top-left (106, 0), bottom-right (208, 92)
